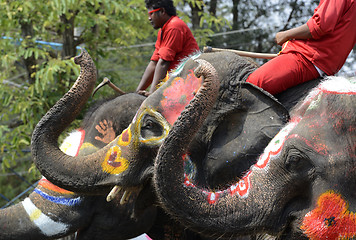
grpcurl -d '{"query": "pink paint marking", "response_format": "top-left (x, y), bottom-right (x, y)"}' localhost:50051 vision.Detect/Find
top-left (161, 70), bottom-right (203, 125)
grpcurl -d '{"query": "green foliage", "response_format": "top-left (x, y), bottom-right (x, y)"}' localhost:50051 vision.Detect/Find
top-left (0, 0), bottom-right (151, 206)
top-left (0, 0), bottom-right (227, 206)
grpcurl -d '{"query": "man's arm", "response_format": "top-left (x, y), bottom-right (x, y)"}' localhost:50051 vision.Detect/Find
top-left (275, 23), bottom-right (312, 46)
top-left (136, 60), bottom-right (157, 93)
top-left (149, 58), bottom-right (170, 94)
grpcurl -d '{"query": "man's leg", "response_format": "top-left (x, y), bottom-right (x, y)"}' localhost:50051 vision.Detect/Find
top-left (246, 53), bottom-right (319, 95)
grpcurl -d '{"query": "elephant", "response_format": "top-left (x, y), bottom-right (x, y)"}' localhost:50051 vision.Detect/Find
top-left (29, 49), bottom-right (325, 239)
top-left (153, 72), bottom-right (356, 240)
top-left (0, 92), bottom-right (157, 240)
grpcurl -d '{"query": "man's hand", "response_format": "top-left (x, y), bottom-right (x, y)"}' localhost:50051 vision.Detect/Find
top-left (136, 90), bottom-right (150, 97)
top-left (275, 24), bottom-right (312, 46)
top-left (275, 31), bottom-right (289, 46)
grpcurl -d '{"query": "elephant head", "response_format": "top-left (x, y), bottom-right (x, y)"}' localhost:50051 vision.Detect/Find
top-left (32, 49), bottom-right (300, 239)
top-left (31, 49), bottom-right (214, 194)
top-left (32, 49), bottom-right (290, 198)
top-left (0, 87), bottom-right (156, 239)
top-left (153, 76), bottom-right (356, 239)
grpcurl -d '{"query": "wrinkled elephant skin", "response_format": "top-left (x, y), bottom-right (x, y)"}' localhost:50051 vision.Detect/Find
top-left (153, 76), bottom-right (356, 239)
top-left (30, 49), bottom-right (328, 239)
top-left (0, 89), bottom-right (156, 239)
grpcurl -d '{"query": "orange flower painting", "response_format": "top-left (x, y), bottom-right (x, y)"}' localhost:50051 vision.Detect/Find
top-left (301, 191), bottom-right (356, 240)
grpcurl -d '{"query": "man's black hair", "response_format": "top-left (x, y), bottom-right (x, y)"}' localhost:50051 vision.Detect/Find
top-left (145, 0), bottom-right (177, 16)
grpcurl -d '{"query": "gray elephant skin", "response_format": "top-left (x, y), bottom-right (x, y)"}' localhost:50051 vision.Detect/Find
top-left (154, 73), bottom-right (356, 240)
top-left (0, 91), bottom-right (159, 240)
top-left (3, 48), bottom-right (328, 239)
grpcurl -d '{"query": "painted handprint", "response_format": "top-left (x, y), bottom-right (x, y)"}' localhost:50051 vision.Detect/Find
top-left (95, 119), bottom-right (116, 144)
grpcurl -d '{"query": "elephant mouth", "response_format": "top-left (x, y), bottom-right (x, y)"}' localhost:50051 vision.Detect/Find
top-left (107, 185), bottom-right (143, 204)
top-left (107, 166), bottom-right (155, 203)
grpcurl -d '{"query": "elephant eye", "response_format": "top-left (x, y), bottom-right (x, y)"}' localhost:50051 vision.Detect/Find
top-left (285, 149), bottom-right (312, 172)
top-left (140, 115), bottom-right (163, 139)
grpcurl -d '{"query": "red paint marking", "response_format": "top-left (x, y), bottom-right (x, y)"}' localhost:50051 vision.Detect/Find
top-left (301, 191), bottom-right (356, 240)
top-left (75, 128), bottom-right (85, 156)
top-left (184, 175), bottom-right (196, 187)
top-left (39, 178), bottom-right (74, 194)
top-left (107, 151), bottom-right (122, 168)
top-left (207, 192), bottom-right (219, 204)
top-left (319, 89), bottom-right (356, 96)
top-left (121, 129), bottom-right (129, 142)
top-left (286, 134), bottom-right (328, 156)
top-left (228, 171), bottom-right (252, 197)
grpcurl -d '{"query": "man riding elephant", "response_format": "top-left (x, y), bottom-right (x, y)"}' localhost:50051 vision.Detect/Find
top-left (247, 0), bottom-right (356, 95)
top-left (153, 72), bottom-right (356, 239)
top-left (136, 0), bottom-right (199, 96)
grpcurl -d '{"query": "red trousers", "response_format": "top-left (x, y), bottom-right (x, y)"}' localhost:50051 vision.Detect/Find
top-left (246, 53), bottom-right (320, 95)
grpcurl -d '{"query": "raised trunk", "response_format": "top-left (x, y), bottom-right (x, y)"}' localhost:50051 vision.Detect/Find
top-left (153, 62), bottom-right (288, 237)
top-left (31, 49), bottom-right (113, 193)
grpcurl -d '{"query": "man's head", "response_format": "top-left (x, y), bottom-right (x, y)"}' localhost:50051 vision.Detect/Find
top-left (145, 0), bottom-right (177, 29)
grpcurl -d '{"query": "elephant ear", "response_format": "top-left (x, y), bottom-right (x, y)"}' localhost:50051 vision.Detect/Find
top-left (197, 82), bottom-right (289, 187)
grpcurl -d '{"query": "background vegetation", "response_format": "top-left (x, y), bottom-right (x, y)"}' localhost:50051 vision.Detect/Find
top-left (0, 0), bottom-right (355, 207)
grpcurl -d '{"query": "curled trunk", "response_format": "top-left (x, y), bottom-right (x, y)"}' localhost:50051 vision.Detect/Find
top-left (31, 49), bottom-right (113, 193)
top-left (153, 60), bottom-right (289, 237)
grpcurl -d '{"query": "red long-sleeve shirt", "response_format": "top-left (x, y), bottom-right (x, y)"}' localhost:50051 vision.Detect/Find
top-left (151, 16), bottom-right (199, 71)
top-left (280, 0), bottom-right (356, 76)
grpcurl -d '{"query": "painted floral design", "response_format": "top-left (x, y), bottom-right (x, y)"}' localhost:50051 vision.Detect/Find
top-left (301, 191), bottom-right (356, 240)
top-left (161, 70), bottom-right (203, 125)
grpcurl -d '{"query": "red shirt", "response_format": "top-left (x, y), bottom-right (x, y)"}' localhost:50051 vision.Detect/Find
top-left (151, 16), bottom-right (199, 71)
top-left (280, 0), bottom-right (356, 75)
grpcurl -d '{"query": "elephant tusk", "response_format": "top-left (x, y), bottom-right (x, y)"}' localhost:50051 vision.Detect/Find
top-left (92, 77), bottom-right (126, 97)
top-left (203, 46), bottom-right (277, 59)
top-left (106, 185), bottom-right (122, 202)
top-left (120, 190), bottom-right (132, 205)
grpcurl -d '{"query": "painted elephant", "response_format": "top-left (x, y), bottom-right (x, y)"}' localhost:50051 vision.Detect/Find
top-left (153, 74), bottom-right (356, 239)
top-left (30, 49), bottom-right (323, 239)
top-left (0, 92), bottom-right (157, 240)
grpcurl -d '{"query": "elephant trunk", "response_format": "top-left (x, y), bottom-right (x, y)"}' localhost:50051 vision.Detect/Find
top-left (0, 194), bottom-right (85, 239)
top-left (0, 202), bottom-right (51, 239)
top-left (31, 49), bottom-right (112, 193)
top-left (153, 60), bottom-right (282, 237)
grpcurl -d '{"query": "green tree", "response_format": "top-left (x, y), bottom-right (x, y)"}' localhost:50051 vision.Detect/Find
top-left (0, 0), bottom-right (225, 206)
top-left (0, 0), bottom-right (154, 206)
